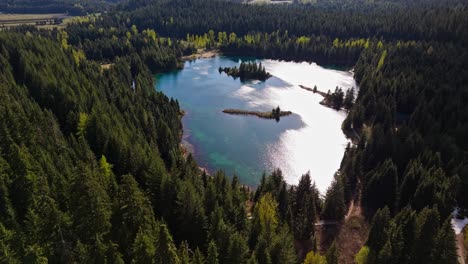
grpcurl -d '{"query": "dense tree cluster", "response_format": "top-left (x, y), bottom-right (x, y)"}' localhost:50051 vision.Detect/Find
top-left (0, 30), bottom-right (320, 263)
top-left (340, 40), bottom-right (467, 212)
top-left (64, 22), bottom-right (181, 72)
top-left (254, 170), bottom-right (322, 242)
top-left (325, 87), bottom-right (345, 110)
top-left (319, 86), bottom-right (355, 110)
top-left (358, 207), bottom-right (457, 264)
top-left (337, 34), bottom-right (467, 264)
top-left (184, 31), bottom-right (364, 66)
top-left (220, 33), bottom-right (365, 66)
top-left (0, 30), bottom-right (186, 262)
top-left (218, 62), bottom-right (271, 81)
top-left (123, 0), bottom-right (468, 43)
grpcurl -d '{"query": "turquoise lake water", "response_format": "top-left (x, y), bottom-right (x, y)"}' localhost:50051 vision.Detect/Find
top-left (155, 56), bottom-right (356, 192)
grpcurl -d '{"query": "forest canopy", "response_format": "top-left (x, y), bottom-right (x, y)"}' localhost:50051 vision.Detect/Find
top-left (0, 0), bottom-right (467, 262)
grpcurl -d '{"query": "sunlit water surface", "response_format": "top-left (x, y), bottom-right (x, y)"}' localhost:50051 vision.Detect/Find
top-left (156, 56), bottom-right (356, 193)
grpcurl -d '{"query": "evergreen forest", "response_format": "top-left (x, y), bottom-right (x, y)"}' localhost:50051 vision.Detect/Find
top-left (0, 0), bottom-right (467, 263)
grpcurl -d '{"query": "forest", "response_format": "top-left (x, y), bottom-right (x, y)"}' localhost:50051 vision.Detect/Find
top-left (0, 0), bottom-right (467, 263)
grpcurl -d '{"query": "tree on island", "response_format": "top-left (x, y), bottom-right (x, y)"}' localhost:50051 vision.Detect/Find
top-left (324, 86), bottom-right (345, 110)
top-left (272, 106), bottom-right (281, 122)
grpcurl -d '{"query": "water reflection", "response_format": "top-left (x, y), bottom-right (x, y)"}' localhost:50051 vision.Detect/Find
top-left (156, 57), bottom-right (356, 193)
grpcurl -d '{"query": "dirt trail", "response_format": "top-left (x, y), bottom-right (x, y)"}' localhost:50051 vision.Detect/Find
top-left (457, 231), bottom-right (466, 264)
top-left (337, 205), bottom-right (368, 263)
top-left (336, 183), bottom-right (369, 264)
top-left (345, 199), bottom-right (358, 220)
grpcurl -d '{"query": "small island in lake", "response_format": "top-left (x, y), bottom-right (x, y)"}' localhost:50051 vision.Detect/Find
top-left (219, 61), bottom-right (272, 81)
top-left (223, 106), bottom-right (292, 122)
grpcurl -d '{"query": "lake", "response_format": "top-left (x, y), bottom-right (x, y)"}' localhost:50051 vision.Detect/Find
top-left (155, 56), bottom-right (357, 193)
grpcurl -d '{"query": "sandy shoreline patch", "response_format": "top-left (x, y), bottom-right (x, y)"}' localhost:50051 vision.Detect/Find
top-left (181, 49), bottom-right (221, 61)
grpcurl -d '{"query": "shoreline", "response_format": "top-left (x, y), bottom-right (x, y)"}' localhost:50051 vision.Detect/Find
top-left (298, 84), bottom-right (328, 97)
top-left (299, 84), bottom-right (347, 111)
top-left (300, 84), bottom-right (361, 144)
top-left (180, 139), bottom-right (212, 176)
top-left (177, 110), bottom-right (212, 175)
top-left (181, 49), bottom-right (221, 61)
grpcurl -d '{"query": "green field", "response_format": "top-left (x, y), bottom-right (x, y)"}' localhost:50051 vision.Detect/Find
top-left (0, 13), bottom-right (72, 29)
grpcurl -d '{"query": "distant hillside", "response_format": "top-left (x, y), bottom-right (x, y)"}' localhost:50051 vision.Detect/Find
top-left (0, 0), bottom-right (123, 15)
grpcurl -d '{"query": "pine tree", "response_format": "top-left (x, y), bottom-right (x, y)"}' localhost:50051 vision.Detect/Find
top-left (431, 219), bottom-right (458, 263)
top-left (206, 241), bottom-right (219, 264)
top-left (112, 175), bottom-right (157, 261)
top-left (326, 241), bottom-right (339, 264)
top-left (255, 237), bottom-right (272, 264)
top-left (132, 230), bottom-right (156, 263)
top-left (155, 224), bottom-right (180, 264)
top-left (278, 183), bottom-right (289, 222)
top-left (366, 207), bottom-right (391, 253)
top-left (70, 165), bottom-right (112, 244)
top-left (292, 173), bottom-right (316, 240)
top-left (247, 253), bottom-right (259, 264)
top-left (363, 159), bottom-right (398, 211)
top-left (226, 232), bottom-right (248, 264)
top-left (0, 223), bottom-right (19, 264)
top-left (178, 241), bottom-right (191, 264)
top-left (376, 241), bottom-right (394, 264)
top-left (271, 226), bottom-right (297, 264)
top-left (192, 248), bottom-right (206, 264)
top-left (322, 174), bottom-right (346, 220)
top-left (413, 207), bottom-right (440, 264)
top-left (174, 182), bottom-right (207, 248)
top-left (344, 87), bottom-right (355, 110)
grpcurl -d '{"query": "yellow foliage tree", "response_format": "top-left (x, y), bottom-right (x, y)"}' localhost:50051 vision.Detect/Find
top-left (58, 30), bottom-right (69, 49)
top-left (99, 155), bottom-right (113, 179)
top-left (377, 41), bottom-right (384, 49)
top-left (377, 50), bottom-right (387, 70)
top-left (354, 246), bottom-right (370, 264)
top-left (303, 251), bottom-right (326, 264)
top-left (76, 112), bottom-right (89, 139)
top-left (254, 193), bottom-right (279, 239)
top-left (333, 38), bottom-right (340, 47)
top-left (72, 49), bottom-right (86, 66)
